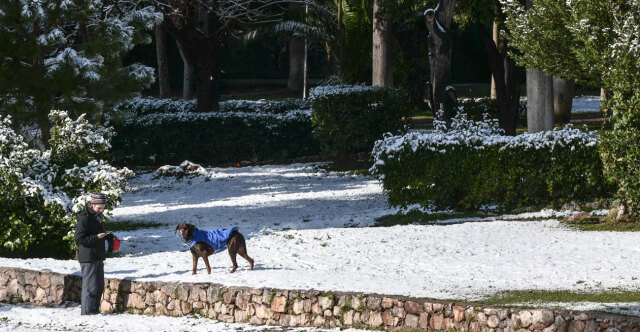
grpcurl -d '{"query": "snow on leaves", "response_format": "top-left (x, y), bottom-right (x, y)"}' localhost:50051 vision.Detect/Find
top-left (370, 112), bottom-right (598, 177)
top-left (0, 111), bottom-right (132, 251)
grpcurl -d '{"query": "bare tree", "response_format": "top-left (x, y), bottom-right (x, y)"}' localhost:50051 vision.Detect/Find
top-left (424, 0), bottom-right (455, 123)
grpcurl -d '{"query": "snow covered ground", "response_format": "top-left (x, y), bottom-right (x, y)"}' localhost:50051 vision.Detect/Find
top-left (571, 96), bottom-right (601, 113)
top-left (1, 163), bottom-right (639, 324)
top-left (1, 164), bottom-right (639, 299)
top-left (0, 303), bottom-right (371, 332)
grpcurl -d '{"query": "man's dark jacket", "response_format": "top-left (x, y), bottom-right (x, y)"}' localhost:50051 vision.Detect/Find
top-left (75, 203), bottom-right (106, 263)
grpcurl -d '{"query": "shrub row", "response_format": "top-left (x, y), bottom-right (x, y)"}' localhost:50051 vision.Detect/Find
top-left (309, 85), bottom-right (410, 155)
top-left (109, 85), bottom-right (411, 165)
top-left (108, 98), bottom-right (319, 165)
top-left (370, 114), bottom-right (613, 210)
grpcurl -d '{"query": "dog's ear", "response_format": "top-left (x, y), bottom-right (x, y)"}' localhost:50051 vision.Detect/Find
top-left (175, 224), bottom-right (182, 235)
top-left (187, 224), bottom-right (195, 232)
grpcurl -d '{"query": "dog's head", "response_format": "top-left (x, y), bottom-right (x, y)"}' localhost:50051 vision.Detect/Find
top-left (175, 223), bottom-right (195, 242)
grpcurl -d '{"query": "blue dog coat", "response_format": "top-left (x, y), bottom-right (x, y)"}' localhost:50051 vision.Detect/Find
top-left (189, 227), bottom-right (237, 253)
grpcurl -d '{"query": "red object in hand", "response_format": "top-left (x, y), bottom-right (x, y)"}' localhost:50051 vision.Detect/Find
top-left (113, 236), bottom-right (121, 251)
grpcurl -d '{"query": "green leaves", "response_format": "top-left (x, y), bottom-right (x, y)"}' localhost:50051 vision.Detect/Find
top-left (310, 85), bottom-right (410, 155)
top-left (0, 112), bottom-right (132, 258)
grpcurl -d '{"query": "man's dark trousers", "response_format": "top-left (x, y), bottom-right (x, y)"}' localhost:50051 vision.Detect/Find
top-left (80, 260), bottom-right (104, 315)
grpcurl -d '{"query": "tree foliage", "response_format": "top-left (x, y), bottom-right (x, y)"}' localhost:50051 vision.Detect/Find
top-left (0, 0), bottom-right (160, 145)
top-left (503, 0), bottom-right (640, 214)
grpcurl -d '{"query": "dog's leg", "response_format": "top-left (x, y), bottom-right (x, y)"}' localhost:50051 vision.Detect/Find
top-left (237, 245), bottom-right (254, 271)
top-left (192, 251), bottom-right (199, 275)
top-left (227, 238), bottom-right (239, 274)
top-left (202, 255), bottom-right (212, 274)
top-left (228, 250), bottom-right (238, 273)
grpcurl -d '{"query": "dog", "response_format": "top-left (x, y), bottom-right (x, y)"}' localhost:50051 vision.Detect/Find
top-left (175, 223), bottom-right (254, 274)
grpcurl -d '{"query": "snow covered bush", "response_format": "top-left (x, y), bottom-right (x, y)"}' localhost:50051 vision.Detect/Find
top-left (108, 97), bottom-right (319, 165)
top-left (370, 113), bottom-right (612, 210)
top-left (0, 111), bottom-right (133, 257)
top-left (457, 98), bottom-right (527, 123)
top-left (309, 85), bottom-right (410, 155)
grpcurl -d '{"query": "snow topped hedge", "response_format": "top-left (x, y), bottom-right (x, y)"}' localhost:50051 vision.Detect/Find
top-left (308, 84), bottom-right (390, 101)
top-left (309, 84), bottom-right (409, 154)
top-left (108, 97), bottom-right (319, 165)
top-left (0, 111), bottom-right (133, 256)
top-left (371, 113), bottom-right (610, 210)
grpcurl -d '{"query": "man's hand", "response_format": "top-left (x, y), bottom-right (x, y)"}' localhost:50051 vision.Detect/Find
top-left (97, 233), bottom-right (107, 239)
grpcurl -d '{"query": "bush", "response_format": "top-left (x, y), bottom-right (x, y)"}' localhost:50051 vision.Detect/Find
top-left (370, 113), bottom-right (612, 210)
top-left (108, 98), bottom-right (319, 165)
top-left (457, 97), bottom-right (527, 123)
top-left (600, 91), bottom-right (640, 215)
top-left (0, 111), bottom-right (133, 258)
top-left (309, 85), bottom-right (410, 155)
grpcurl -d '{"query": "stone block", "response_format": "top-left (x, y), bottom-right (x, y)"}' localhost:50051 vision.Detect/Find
top-left (532, 310), bottom-right (555, 330)
top-left (366, 297), bottom-right (382, 310)
top-left (453, 305), bottom-right (465, 322)
top-left (318, 296), bottom-right (333, 310)
top-left (250, 316), bottom-right (265, 325)
top-left (488, 315), bottom-right (501, 328)
top-left (419, 312), bottom-right (430, 329)
top-left (271, 296), bottom-right (287, 313)
top-left (343, 310), bottom-right (355, 326)
top-left (369, 312), bottom-right (383, 327)
top-left (392, 306), bottom-right (406, 318)
top-left (405, 300), bottom-right (421, 314)
top-left (382, 310), bottom-right (393, 326)
top-left (568, 320), bottom-right (585, 332)
top-left (431, 313), bottom-right (445, 330)
top-left (406, 314), bottom-right (419, 327)
top-left (517, 310), bottom-right (533, 328)
top-left (381, 297), bottom-right (394, 309)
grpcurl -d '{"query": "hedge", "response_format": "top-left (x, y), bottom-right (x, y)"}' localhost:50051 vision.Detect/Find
top-left (108, 98), bottom-right (319, 165)
top-left (370, 114), bottom-right (613, 210)
top-left (309, 85), bottom-right (410, 155)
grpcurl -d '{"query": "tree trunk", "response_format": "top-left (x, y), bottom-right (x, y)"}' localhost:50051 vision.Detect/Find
top-left (35, 102), bottom-right (50, 149)
top-left (288, 37), bottom-right (305, 92)
top-left (155, 22), bottom-right (171, 98)
top-left (176, 39), bottom-right (195, 99)
top-left (407, 22), bottom-right (428, 111)
top-left (166, 5), bottom-right (223, 108)
top-left (527, 68), bottom-right (554, 132)
top-left (490, 21), bottom-right (499, 99)
top-left (525, 0), bottom-right (553, 133)
top-left (477, 22), bottom-right (522, 135)
top-left (287, 3), bottom-right (305, 93)
top-left (424, 0), bottom-right (455, 123)
top-left (194, 56), bottom-right (220, 112)
top-left (553, 77), bottom-right (574, 123)
top-left (600, 88), bottom-right (612, 112)
top-left (372, 0), bottom-right (393, 86)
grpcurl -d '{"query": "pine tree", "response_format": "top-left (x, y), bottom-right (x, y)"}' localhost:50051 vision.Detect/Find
top-left (0, 0), bottom-right (161, 147)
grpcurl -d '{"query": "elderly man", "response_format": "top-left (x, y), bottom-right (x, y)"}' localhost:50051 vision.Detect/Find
top-left (75, 192), bottom-right (109, 315)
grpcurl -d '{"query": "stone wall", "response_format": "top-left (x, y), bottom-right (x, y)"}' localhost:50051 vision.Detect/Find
top-left (1, 267), bottom-right (639, 332)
